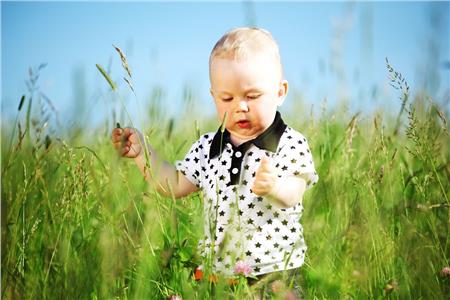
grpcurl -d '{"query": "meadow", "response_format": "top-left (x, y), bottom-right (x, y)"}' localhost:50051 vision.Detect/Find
top-left (1, 57), bottom-right (449, 299)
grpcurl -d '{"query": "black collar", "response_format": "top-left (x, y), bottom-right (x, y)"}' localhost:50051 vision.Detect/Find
top-left (209, 111), bottom-right (287, 159)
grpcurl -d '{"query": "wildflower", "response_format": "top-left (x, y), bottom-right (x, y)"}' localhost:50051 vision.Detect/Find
top-left (441, 266), bottom-right (450, 277)
top-left (234, 260), bottom-right (252, 276)
top-left (270, 280), bottom-right (285, 294)
top-left (168, 295), bottom-right (182, 300)
top-left (193, 267), bottom-right (203, 281)
top-left (383, 279), bottom-right (399, 294)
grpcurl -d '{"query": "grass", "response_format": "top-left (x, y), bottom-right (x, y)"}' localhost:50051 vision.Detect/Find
top-left (1, 60), bottom-right (449, 299)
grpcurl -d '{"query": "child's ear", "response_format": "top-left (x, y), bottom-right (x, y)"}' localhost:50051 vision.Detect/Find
top-left (277, 80), bottom-right (288, 106)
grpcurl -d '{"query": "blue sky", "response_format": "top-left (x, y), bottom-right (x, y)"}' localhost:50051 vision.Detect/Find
top-left (2, 1), bottom-right (449, 129)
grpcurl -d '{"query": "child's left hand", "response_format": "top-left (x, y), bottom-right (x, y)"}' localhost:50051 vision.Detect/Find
top-left (251, 156), bottom-right (279, 197)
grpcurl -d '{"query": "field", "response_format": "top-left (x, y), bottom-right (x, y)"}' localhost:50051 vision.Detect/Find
top-left (1, 60), bottom-right (449, 299)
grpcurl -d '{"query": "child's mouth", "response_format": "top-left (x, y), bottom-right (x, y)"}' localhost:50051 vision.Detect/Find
top-left (237, 120), bottom-right (250, 128)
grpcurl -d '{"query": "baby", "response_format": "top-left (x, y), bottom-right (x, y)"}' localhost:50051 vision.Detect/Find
top-left (112, 27), bottom-right (318, 296)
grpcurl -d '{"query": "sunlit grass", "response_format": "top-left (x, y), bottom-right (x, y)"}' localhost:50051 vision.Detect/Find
top-left (1, 61), bottom-right (449, 299)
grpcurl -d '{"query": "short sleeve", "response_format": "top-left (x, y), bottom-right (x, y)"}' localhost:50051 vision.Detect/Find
top-left (175, 138), bottom-right (205, 189)
top-left (284, 132), bottom-right (319, 190)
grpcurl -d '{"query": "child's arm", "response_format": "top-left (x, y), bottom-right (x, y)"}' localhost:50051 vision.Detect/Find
top-left (251, 156), bottom-right (307, 208)
top-left (112, 127), bottom-right (199, 198)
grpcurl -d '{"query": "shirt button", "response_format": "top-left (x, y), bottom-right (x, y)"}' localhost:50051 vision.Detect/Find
top-left (235, 151), bottom-right (242, 158)
top-left (231, 168), bottom-right (239, 174)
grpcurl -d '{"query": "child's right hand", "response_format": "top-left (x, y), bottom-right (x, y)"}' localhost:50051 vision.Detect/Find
top-left (111, 127), bottom-right (143, 158)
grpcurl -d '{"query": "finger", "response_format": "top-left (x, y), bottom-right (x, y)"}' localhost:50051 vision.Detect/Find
top-left (123, 127), bottom-right (136, 138)
top-left (121, 146), bottom-right (129, 156)
top-left (261, 155), bottom-right (271, 165)
top-left (111, 128), bottom-right (124, 141)
top-left (256, 160), bottom-right (273, 176)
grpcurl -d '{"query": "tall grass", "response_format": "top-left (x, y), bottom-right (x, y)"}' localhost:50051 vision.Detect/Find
top-left (1, 60), bottom-right (449, 299)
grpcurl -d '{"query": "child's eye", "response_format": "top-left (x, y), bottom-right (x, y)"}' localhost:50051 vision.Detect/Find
top-left (247, 94), bottom-right (261, 100)
top-left (222, 97), bottom-right (233, 102)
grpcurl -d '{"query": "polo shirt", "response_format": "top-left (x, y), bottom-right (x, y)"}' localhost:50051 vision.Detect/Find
top-left (175, 112), bottom-right (318, 276)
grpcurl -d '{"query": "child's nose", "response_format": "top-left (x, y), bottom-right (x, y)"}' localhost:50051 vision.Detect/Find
top-left (237, 100), bottom-right (249, 112)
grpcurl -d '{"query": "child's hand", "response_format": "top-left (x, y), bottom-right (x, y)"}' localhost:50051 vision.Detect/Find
top-left (111, 127), bottom-right (144, 158)
top-left (251, 156), bottom-right (279, 197)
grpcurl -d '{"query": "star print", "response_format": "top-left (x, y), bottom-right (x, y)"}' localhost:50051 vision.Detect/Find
top-left (177, 119), bottom-right (317, 275)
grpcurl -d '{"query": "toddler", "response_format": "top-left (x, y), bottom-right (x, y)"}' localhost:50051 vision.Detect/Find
top-left (112, 27), bottom-right (318, 298)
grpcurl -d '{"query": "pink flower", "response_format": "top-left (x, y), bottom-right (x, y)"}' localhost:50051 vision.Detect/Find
top-left (441, 267), bottom-right (450, 277)
top-left (234, 260), bottom-right (252, 276)
top-left (168, 295), bottom-right (182, 300)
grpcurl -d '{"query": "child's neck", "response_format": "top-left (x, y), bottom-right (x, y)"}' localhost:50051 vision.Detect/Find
top-left (230, 134), bottom-right (252, 147)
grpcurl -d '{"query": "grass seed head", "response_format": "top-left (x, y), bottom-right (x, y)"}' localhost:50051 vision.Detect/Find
top-left (113, 44), bottom-right (132, 78)
top-left (96, 64), bottom-right (117, 91)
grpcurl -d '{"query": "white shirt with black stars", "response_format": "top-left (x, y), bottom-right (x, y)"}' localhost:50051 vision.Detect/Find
top-left (175, 112), bottom-right (318, 276)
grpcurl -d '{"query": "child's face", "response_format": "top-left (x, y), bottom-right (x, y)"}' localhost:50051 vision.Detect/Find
top-left (210, 54), bottom-right (288, 142)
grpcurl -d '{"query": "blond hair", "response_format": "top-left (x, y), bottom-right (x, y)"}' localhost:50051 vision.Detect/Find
top-left (209, 27), bottom-right (283, 77)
